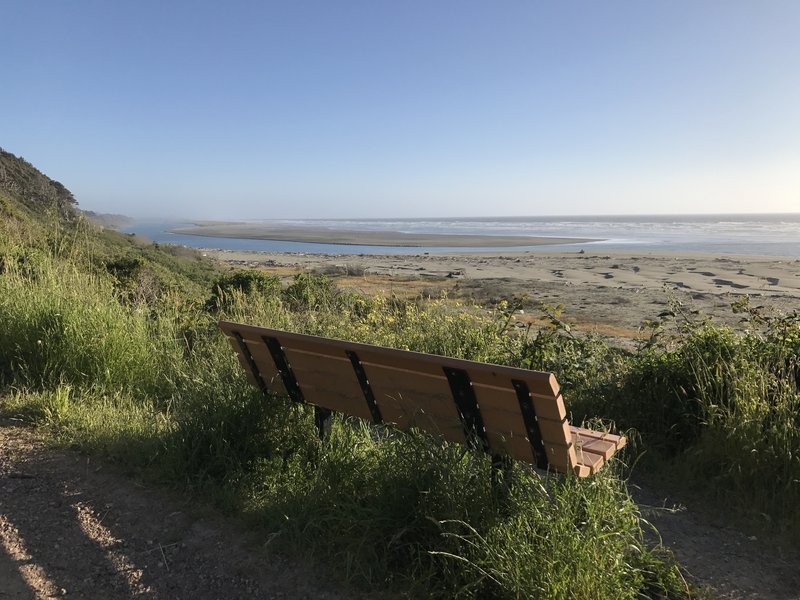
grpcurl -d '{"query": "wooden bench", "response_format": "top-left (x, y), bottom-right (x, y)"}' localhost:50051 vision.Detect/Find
top-left (219, 321), bottom-right (626, 477)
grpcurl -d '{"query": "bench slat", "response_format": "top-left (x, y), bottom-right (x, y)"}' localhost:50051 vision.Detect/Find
top-left (471, 384), bottom-right (578, 469)
top-left (536, 417), bottom-right (572, 446)
top-left (282, 349), bottom-right (376, 421)
top-left (459, 370), bottom-right (560, 399)
top-left (366, 365), bottom-right (460, 420)
top-left (572, 464), bottom-right (592, 477)
top-left (472, 385), bottom-right (567, 424)
top-left (473, 402), bottom-right (529, 442)
top-left (569, 426), bottom-right (627, 450)
top-left (575, 447), bottom-right (605, 475)
top-left (361, 364), bottom-right (467, 442)
top-left (486, 433), bottom-right (535, 464)
top-left (241, 338), bottom-right (288, 396)
top-left (222, 322), bottom-right (559, 396)
top-left (471, 391), bottom-right (572, 459)
top-left (545, 442), bottom-right (574, 472)
top-left (228, 337), bottom-right (262, 389)
top-left (572, 433), bottom-right (617, 461)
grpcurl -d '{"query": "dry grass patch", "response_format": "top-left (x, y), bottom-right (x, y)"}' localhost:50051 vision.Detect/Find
top-left (325, 273), bottom-right (456, 299)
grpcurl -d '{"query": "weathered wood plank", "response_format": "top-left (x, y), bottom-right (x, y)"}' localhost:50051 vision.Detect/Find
top-left (575, 447), bottom-right (605, 475)
top-left (572, 433), bottom-right (617, 460)
top-left (282, 349), bottom-right (374, 420)
top-left (569, 426), bottom-right (627, 450)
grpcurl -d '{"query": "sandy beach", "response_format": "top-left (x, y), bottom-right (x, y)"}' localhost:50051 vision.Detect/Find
top-left (201, 247), bottom-right (800, 342)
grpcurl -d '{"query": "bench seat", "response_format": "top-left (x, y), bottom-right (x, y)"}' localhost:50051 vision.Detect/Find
top-left (219, 321), bottom-right (626, 477)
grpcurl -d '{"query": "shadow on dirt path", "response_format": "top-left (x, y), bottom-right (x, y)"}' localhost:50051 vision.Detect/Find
top-left (0, 422), bottom-right (361, 600)
top-left (0, 544), bottom-right (34, 599)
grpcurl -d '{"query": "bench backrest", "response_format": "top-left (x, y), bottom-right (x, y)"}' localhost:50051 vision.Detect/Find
top-left (219, 321), bottom-right (625, 477)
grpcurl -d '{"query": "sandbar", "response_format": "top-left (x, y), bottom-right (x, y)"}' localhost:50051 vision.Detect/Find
top-left (173, 223), bottom-right (594, 248)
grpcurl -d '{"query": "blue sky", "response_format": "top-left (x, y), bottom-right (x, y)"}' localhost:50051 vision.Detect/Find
top-left (3, 1), bottom-right (798, 219)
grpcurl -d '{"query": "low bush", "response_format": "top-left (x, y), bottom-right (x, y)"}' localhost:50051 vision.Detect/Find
top-left (207, 269), bottom-right (281, 311)
top-left (518, 300), bottom-right (800, 539)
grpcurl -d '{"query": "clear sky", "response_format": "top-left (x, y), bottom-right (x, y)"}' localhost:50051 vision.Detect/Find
top-left (3, 1), bottom-right (799, 219)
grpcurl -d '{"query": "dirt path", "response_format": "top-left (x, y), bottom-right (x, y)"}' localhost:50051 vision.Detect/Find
top-left (0, 422), bottom-right (362, 600)
top-left (632, 485), bottom-right (800, 600)
top-left (2, 422), bottom-right (798, 599)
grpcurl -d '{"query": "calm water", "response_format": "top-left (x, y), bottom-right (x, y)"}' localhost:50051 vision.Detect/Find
top-left (123, 214), bottom-right (800, 257)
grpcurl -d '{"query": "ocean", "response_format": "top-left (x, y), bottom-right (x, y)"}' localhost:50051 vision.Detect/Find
top-left (122, 214), bottom-right (800, 257)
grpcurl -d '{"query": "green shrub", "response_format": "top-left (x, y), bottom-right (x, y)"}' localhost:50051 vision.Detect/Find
top-left (207, 269), bottom-right (281, 310)
top-left (282, 272), bottom-right (337, 312)
top-left (572, 303), bottom-right (800, 538)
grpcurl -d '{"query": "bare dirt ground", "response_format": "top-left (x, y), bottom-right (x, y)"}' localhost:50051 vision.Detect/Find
top-left (0, 420), bottom-right (364, 600)
top-left (632, 485), bottom-right (800, 600)
top-left (2, 421), bottom-right (799, 599)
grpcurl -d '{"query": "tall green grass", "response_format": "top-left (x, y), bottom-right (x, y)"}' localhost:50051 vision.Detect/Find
top-left (0, 240), bottom-right (689, 597)
top-left (647, 314), bottom-right (800, 534)
top-left (237, 419), bottom-right (685, 598)
top-left (0, 255), bottom-right (170, 394)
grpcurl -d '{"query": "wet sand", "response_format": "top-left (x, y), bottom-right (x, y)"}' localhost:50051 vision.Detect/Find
top-left (203, 248), bottom-right (800, 341)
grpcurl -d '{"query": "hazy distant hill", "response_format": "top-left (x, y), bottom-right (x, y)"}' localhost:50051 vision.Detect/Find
top-left (82, 210), bottom-right (133, 229)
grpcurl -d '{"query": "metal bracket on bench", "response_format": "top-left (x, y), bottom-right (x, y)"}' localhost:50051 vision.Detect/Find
top-left (262, 336), bottom-right (330, 441)
top-left (512, 379), bottom-right (549, 470)
top-left (262, 336), bottom-right (305, 404)
top-left (346, 351), bottom-right (383, 425)
top-left (232, 332), bottom-right (269, 395)
top-left (443, 367), bottom-right (491, 454)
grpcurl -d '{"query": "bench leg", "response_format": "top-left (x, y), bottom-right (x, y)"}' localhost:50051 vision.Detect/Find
top-left (491, 454), bottom-right (514, 501)
top-left (314, 407), bottom-right (332, 442)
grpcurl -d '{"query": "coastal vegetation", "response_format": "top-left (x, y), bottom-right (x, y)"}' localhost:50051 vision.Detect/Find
top-left (2, 149), bottom-right (798, 596)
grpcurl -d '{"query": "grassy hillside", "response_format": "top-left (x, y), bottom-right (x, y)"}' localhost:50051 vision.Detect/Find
top-left (0, 149), bottom-right (219, 306)
top-left (2, 148), bottom-right (798, 597)
top-left (0, 148), bottom-right (78, 220)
